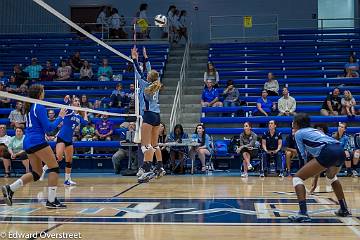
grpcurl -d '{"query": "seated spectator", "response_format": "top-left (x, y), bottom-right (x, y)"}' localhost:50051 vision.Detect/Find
top-left (8, 101), bottom-right (26, 129)
top-left (320, 88), bottom-right (342, 116)
top-left (0, 83), bottom-right (10, 109)
top-left (264, 72), bottom-right (279, 96)
top-left (345, 54), bottom-right (359, 78)
top-left (261, 120), bottom-right (283, 177)
top-left (57, 60), bottom-right (72, 81)
top-left (81, 122), bottom-right (96, 141)
top-left (18, 84), bottom-right (28, 96)
top-left (278, 87), bottom-right (296, 116)
top-left (95, 115), bottom-right (114, 141)
top-left (156, 122), bottom-right (170, 168)
top-left (127, 83), bottom-right (136, 113)
top-left (93, 100), bottom-right (102, 118)
top-left (235, 122), bottom-right (257, 178)
top-left (203, 62), bottom-right (219, 87)
top-left (81, 94), bottom-right (93, 109)
top-left (5, 127), bottom-right (29, 174)
top-left (69, 51), bottom-right (83, 73)
top-left (0, 125), bottom-right (12, 177)
top-left (112, 122), bottom-right (138, 174)
top-left (284, 128), bottom-right (298, 176)
top-left (6, 75), bottom-right (19, 93)
top-left (222, 80), bottom-right (239, 107)
top-left (109, 83), bottom-right (127, 108)
top-left (24, 58), bottom-right (43, 81)
top-left (190, 124), bottom-right (211, 173)
top-left (40, 60), bottom-right (56, 81)
top-left (45, 109), bottom-right (60, 141)
top-left (0, 71), bottom-right (8, 85)
top-left (332, 122), bottom-right (357, 176)
top-left (168, 124), bottom-right (189, 174)
top-left (201, 79), bottom-right (223, 107)
top-left (80, 60), bottom-right (93, 80)
top-left (341, 90), bottom-right (356, 117)
top-left (97, 58), bottom-right (113, 81)
top-left (253, 89), bottom-right (276, 116)
top-left (13, 65), bottom-right (29, 87)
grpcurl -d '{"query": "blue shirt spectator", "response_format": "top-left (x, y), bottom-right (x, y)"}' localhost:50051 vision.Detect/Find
top-left (97, 58), bottom-right (113, 81)
top-left (253, 90), bottom-right (275, 116)
top-left (201, 80), bottom-right (223, 107)
top-left (24, 58), bottom-right (43, 79)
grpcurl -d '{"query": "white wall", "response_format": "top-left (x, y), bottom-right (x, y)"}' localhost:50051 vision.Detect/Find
top-left (318, 0), bottom-right (355, 28)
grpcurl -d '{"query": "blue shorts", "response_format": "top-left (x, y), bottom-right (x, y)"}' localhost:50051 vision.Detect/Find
top-left (142, 111), bottom-right (160, 126)
top-left (317, 143), bottom-right (345, 168)
top-left (25, 142), bottom-right (49, 154)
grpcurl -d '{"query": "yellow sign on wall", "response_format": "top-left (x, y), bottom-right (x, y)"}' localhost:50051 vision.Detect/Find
top-left (244, 16), bottom-right (252, 28)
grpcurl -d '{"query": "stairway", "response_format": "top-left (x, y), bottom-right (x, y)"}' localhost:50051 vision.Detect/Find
top-left (159, 45), bottom-right (208, 134)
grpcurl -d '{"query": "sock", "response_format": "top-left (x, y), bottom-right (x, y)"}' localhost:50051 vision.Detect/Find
top-left (339, 199), bottom-right (348, 211)
top-left (48, 186), bottom-right (57, 203)
top-left (299, 200), bottom-right (308, 215)
top-left (65, 173), bottom-right (71, 181)
top-left (156, 161), bottom-right (163, 169)
top-left (142, 161), bottom-right (152, 172)
top-left (10, 179), bottom-right (23, 192)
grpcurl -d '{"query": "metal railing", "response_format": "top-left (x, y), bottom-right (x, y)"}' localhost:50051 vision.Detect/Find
top-left (169, 26), bottom-right (191, 132)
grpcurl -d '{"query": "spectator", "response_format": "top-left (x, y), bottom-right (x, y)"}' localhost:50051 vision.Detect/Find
top-left (109, 8), bottom-right (121, 39)
top-left (222, 80), bottom-right (239, 107)
top-left (345, 54), bottom-right (359, 78)
top-left (95, 114), bottom-right (114, 141)
top-left (253, 89), bottom-right (276, 116)
top-left (168, 124), bottom-right (189, 174)
top-left (0, 83), bottom-right (10, 108)
top-left (284, 128), bottom-right (298, 176)
top-left (97, 58), bottom-right (113, 81)
top-left (24, 58), bottom-right (43, 80)
top-left (341, 90), bottom-right (356, 117)
top-left (236, 122), bottom-right (257, 178)
top-left (96, 6), bottom-right (108, 30)
top-left (80, 60), bottom-right (93, 80)
top-left (203, 62), bottom-right (219, 86)
top-left (278, 87), bottom-right (296, 116)
top-left (45, 109), bottom-right (60, 141)
top-left (69, 52), bottom-right (83, 73)
top-left (190, 124), bottom-right (211, 173)
top-left (93, 100), bottom-right (102, 118)
top-left (201, 79), bottom-right (223, 107)
top-left (112, 122), bottom-right (137, 174)
top-left (320, 88), bottom-right (342, 116)
top-left (109, 83), bottom-right (127, 108)
top-left (127, 83), bottom-right (136, 113)
top-left (156, 122), bottom-right (170, 168)
top-left (6, 127), bottom-right (29, 174)
top-left (0, 125), bottom-right (11, 177)
top-left (332, 122), bottom-right (357, 177)
top-left (314, 123), bottom-right (329, 135)
top-left (40, 60), bottom-right (56, 81)
top-left (18, 84), bottom-right (28, 96)
top-left (0, 71), bottom-right (8, 85)
top-left (13, 65), bottom-right (29, 87)
top-left (81, 122), bottom-right (96, 141)
top-left (261, 120), bottom-right (283, 177)
top-left (80, 94), bottom-right (93, 109)
top-left (137, 3), bottom-right (150, 39)
top-left (6, 75), bottom-right (19, 93)
top-left (166, 5), bottom-right (177, 42)
top-left (264, 72), bottom-right (279, 96)
top-left (178, 10), bottom-right (188, 42)
top-left (8, 101), bottom-right (26, 129)
top-left (57, 60), bottom-right (72, 81)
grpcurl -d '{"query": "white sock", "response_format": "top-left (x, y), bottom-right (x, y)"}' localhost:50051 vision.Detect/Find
top-left (65, 173), bottom-right (71, 181)
top-left (43, 165), bottom-right (48, 171)
top-left (10, 179), bottom-right (23, 192)
top-left (48, 186), bottom-right (57, 203)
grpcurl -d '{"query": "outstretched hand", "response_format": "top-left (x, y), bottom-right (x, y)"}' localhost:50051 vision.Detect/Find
top-left (131, 46), bottom-right (138, 60)
top-left (143, 47), bottom-right (148, 59)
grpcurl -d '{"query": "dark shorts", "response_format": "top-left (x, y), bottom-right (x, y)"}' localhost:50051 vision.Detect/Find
top-left (25, 142), bottom-right (49, 154)
top-left (56, 137), bottom-right (73, 147)
top-left (14, 152), bottom-right (28, 161)
top-left (240, 148), bottom-right (258, 159)
top-left (317, 143), bottom-right (345, 168)
top-left (143, 111), bottom-right (161, 126)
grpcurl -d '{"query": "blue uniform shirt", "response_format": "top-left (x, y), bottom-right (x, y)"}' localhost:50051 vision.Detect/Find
top-left (202, 87), bottom-right (219, 103)
top-left (24, 104), bottom-right (63, 150)
top-left (57, 112), bottom-right (87, 143)
top-left (295, 127), bottom-right (339, 161)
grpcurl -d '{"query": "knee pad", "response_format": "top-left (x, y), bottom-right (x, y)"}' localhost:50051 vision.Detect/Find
top-left (48, 167), bottom-right (60, 174)
top-left (292, 176), bottom-right (304, 187)
top-left (65, 162), bottom-right (72, 168)
top-left (141, 144), bottom-right (153, 154)
top-left (326, 176), bottom-right (338, 185)
top-left (32, 171), bottom-right (40, 182)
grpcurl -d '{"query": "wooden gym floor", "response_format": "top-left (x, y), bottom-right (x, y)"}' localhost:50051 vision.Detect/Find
top-left (0, 175), bottom-right (360, 240)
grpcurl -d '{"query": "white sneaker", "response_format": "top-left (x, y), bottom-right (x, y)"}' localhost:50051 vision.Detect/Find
top-left (241, 172), bottom-right (248, 178)
top-left (64, 179), bottom-right (77, 186)
top-left (39, 165), bottom-right (48, 181)
top-left (352, 170), bottom-right (358, 177)
top-left (137, 171), bottom-right (155, 183)
top-left (136, 168), bottom-right (145, 177)
top-left (247, 164), bottom-right (253, 171)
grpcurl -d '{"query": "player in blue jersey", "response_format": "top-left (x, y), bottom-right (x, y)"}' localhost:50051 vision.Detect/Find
top-left (131, 46), bottom-right (165, 183)
top-left (289, 113), bottom-right (351, 222)
top-left (41, 95), bottom-right (88, 186)
top-left (2, 84), bottom-right (67, 209)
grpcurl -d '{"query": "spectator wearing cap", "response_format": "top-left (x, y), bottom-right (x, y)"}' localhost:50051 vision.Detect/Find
top-left (24, 58), bottom-right (43, 80)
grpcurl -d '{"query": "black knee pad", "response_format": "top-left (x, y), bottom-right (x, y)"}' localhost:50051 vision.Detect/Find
top-left (66, 162), bottom-right (72, 168)
top-left (48, 167), bottom-right (60, 174)
top-left (32, 171), bottom-right (41, 182)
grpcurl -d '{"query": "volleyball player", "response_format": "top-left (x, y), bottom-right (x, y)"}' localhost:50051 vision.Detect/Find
top-left (2, 84), bottom-right (67, 209)
top-left (131, 46), bottom-right (165, 183)
top-left (289, 113), bottom-right (351, 222)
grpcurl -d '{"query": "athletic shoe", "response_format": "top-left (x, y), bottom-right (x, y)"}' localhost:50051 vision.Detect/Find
top-left (46, 198), bottom-right (67, 209)
top-left (241, 172), bottom-right (248, 178)
top-left (259, 172), bottom-right (265, 178)
top-left (137, 171), bottom-right (155, 183)
top-left (288, 214), bottom-right (311, 223)
top-left (64, 179), bottom-right (77, 186)
top-left (279, 171), bottom-right (284, 178)
top-left (285, 170), bottom-right (291, 177)
top-left (335, 208), bottom-right (352, 217)
top-left (2, 185), bottom-right (14, 206)
top-left (39, 165), bottom-right (48, 181)
top-left (136, 168), bottom-right (145, 177)
top-left (154, 167), bottom-right (166, 179)
top-left (352, 170), bottom-right (358, 177)
top-left (247, 164), bottom-right (253, 171)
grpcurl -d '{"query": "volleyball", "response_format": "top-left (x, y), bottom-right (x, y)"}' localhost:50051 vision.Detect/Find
top-left (154, 14), bottom-right (167, 27)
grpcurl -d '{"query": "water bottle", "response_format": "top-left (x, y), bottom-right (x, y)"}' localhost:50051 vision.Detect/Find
top-left (249, 111), bottom-right (252, 117)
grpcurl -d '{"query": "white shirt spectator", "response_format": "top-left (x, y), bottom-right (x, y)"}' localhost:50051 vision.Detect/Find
top-left (109, 13), bottom-right (121, 30)
top-left (278, 88), bottom-right (296, 115)
top-left (96, 11), bottom-right (107, 25)
top-left (0, 134), bottom-right (11, 147)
